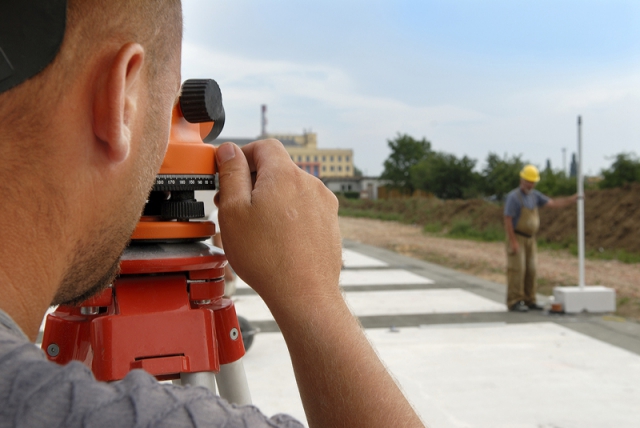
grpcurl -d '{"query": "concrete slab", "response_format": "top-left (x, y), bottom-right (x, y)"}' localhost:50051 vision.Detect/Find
top-left (340, 269), bottom-right (434, 286)
top-left (370, 322), bottom-right (640, 428)
top-left (342, 248), bottom-right (388, 268)
top-left (244, 323), bottom-right (640, 428)
top-left (234, 289), bottom-right (506, 322)
top-left (242, 331), bottom-right (307, 424)
top-left (236, 268), bottom-right (434, 289)
top-left (345, 289), bottom-right (506, 317)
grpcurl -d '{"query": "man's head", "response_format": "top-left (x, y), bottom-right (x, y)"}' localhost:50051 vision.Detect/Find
top-left (519, 165), bottom-right (540, 194)
top-left (0, 0), bottom-right (182, 310)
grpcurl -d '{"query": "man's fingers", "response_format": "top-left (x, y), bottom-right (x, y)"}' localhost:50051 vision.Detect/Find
top-left (241, 139), bottom-right (295, 174)
top-left (216, 142), bottom-right (252, 208)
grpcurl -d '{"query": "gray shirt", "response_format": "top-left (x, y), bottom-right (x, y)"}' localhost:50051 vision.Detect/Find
top-left (503, 188), bottom-right (549, 229)
top-left (0, 309), bottom-right (303, 428)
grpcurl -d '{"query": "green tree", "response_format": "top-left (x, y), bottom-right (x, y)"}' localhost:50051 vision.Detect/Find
top-left (353, 166), bottom-right (363, 177)
top-left (536, 166), bottom-right (576, 197)
top-left (410, 152), bottom-right (479, 199)
top-left (481, 153), bottom-right (526, 200)
top-left (380, 133), bottom-right (432, 193)
top-left (599, 153), bottom-right (640, 189)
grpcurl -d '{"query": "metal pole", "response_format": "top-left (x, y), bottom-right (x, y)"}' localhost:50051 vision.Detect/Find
top-left (577, 116), bottom-right (585, 289)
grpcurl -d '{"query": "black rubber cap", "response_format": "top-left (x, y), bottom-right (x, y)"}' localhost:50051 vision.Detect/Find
top-left (179, 79), bottom-right (225, 142)
top-left (0, 0), bottom-right (67, 94)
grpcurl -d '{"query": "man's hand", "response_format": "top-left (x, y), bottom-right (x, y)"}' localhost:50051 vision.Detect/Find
top-left (214, 140), bottom-right (343, 307)
top-left (509, 239), bottom-right (519, 255)
top-left (546, 193), bottom-right (578, 209)
top-left (213, 140), bottom-right (424, 428)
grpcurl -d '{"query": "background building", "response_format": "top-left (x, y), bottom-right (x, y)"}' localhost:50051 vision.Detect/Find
top-left (218, 131), bottom-right (354, 178)
top-left (322, 176), bottom-right (387, 200)
top-left (215, 105), bottom-right (353, 178)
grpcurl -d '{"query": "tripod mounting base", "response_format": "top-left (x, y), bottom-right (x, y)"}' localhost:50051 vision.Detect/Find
top-left (42, 242), bottom-right (246, 383)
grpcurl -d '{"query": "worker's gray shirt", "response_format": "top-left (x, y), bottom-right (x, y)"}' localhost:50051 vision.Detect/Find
top-left (503, 188), bottom-right (549, 229)
top-left (0, 309), bottom-right (302, 428)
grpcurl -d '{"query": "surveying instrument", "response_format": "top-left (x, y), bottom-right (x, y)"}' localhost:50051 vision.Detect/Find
top-left (41, 79), bottom-right (253, 406)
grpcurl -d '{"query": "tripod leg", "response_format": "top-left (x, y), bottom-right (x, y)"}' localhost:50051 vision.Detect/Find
top-left (180, 371), bottom-right (217, 393)
top-left (215, 358), bottom-right (252, 405)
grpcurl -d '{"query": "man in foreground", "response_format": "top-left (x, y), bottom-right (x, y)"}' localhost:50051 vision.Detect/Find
top-left (504, 165), bottom-right (577, 312)
top-left (0, 1), bottom-right (423, 427)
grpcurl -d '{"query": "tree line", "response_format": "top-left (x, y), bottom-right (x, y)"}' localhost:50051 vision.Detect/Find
top-left (380, 133), bottom-right (640, 200)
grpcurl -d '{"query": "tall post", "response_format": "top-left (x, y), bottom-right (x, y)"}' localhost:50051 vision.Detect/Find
top-left (577, 116), bottom-right (585, 289)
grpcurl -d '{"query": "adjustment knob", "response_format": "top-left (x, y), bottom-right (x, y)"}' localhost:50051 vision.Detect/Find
top-left (180, 79), bottom-right (225, 123)
top-left (160, 200), bottom-right (205, 220)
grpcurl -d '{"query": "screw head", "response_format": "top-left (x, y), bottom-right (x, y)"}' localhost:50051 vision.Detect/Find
top-left (230, 328), bottom-right (239, 341)
top-left (46, 343), bottom-right (60, 357)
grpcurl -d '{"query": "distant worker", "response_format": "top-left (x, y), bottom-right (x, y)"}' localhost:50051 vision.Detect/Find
top-left (504, 165), bottom-right (578, 312)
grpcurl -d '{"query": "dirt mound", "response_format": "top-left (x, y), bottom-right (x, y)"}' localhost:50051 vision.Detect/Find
top-left (540, 182), bottom-right (640, 253)
top-left (340, 183), bottom-right (640, 254)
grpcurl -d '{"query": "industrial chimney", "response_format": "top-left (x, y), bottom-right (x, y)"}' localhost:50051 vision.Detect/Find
top-left (261, 104), bottom-right (267, 138)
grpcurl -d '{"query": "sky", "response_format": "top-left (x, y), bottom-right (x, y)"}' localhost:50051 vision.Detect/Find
top-left (181, 0), bottom-right (640, 177)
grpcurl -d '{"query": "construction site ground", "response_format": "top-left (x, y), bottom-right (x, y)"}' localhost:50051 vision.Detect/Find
top-left (339, 216), bottom-right (640, 320)
top-left (229, 235), bottom-right (640, 427)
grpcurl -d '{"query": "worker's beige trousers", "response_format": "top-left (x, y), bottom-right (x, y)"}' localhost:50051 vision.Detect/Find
top-left (506, 234), bottom-right (537, 308)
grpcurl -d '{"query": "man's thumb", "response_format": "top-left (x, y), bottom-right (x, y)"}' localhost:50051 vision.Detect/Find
top-left (215, 142), bottom-right (252, 208)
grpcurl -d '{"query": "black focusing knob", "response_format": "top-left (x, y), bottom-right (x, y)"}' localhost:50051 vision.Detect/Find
top-left (180, 79), bottom-right (223, 123)
top-left (179, 79), bottom-right (225, 142)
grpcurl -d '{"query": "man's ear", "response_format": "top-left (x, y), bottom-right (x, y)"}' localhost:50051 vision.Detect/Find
top-left (93, 42), bottom-right (145, 164)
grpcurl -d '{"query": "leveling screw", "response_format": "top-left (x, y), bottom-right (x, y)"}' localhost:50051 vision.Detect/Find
top-left (47, 343), bottom-right (60, 357)
top-left (229, 328), bottom-right (239, 341)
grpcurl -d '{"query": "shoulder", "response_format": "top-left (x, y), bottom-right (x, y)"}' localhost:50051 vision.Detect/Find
top-left (532, 189), bottom-right (550, 205)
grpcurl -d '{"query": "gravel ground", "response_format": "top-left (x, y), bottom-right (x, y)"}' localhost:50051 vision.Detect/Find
top-left (339, 216), bottom-right (640, 319)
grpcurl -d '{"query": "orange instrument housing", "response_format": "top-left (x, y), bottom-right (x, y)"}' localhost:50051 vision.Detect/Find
top-left (42, 79), bottom-right (247, 383)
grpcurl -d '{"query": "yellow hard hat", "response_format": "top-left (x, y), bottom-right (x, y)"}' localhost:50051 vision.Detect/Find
top-left (520, 164), bottom-right (540, 182)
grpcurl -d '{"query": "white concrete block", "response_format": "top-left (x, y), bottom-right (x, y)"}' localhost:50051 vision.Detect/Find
top-left (554, 285), bottom-right (616, 313)
top-left (342, 248), bottom-right (388, 268)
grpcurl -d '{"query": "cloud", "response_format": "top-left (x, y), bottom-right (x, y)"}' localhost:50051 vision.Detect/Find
top-left (182, 41), bottom-right (490, 173)
top-left (182, 41), bottom-right (640, 176)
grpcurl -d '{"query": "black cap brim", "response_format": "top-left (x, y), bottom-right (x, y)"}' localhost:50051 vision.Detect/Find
top-left (0, 0), bottom-right (67, 94)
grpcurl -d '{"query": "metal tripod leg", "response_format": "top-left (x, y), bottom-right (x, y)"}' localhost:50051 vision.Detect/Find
top-left (215, 359), bottom-right (252, 405)
top-left (179, 358), bottom-right (252, 406)
top-left (179, 371), bottom-right (217, 393)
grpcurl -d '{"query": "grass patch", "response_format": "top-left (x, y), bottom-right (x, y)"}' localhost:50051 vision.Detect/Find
top-left (538, 239), bottom-right (640, 264)
top-left (338, 207), bottom-right (403, 222)
top-left (584, 248), bottom-right (640, 264)
top-left (447, 219), bottom-right (505, 242)
top-left (423, 222), bottom-right (443, 233)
